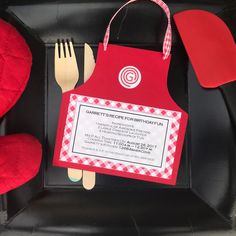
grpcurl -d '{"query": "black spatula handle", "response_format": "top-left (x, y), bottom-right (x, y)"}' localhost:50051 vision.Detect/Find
top-left (220, 82), bottom-right (236, 133)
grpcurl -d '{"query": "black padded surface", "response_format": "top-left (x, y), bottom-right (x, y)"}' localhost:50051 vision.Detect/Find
top-left (1, 0), bottom-right (236, 235)
top-left (4, 190), bottom-right (232, 235)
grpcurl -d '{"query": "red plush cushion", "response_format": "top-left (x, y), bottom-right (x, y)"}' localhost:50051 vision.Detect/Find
top-left (0, 134), bottom-right (42, 194)
top-left (0, 19), bottom-right (32, 118)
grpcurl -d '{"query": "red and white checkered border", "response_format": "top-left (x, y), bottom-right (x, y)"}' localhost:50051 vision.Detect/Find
top-left (59, 94), bottom-right (182, 179)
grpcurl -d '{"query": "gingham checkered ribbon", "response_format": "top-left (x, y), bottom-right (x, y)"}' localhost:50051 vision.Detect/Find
top-left (59, 95), bottom-right (181, 179)
top-left (103, 0), bottom-right (172, 59)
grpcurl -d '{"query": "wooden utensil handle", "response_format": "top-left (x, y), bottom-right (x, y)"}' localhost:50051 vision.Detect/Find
top-left (82, 171), bottom-right (96, 190)
top-left (68, 168), bottom-right (82, 182)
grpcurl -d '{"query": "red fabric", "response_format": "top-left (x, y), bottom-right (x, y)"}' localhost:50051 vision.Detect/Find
top-left (174, 10), bottom-right (236, 88)
top-left (0, 19), bottom-right (32, 117)
top-left (53, 43), bottom-right (188, 185)
top-left (0, 134), bottom-right (42, 194)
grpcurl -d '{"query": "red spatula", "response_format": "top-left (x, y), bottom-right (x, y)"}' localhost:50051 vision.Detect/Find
top-left (174, 10), bottom-right (236, 129)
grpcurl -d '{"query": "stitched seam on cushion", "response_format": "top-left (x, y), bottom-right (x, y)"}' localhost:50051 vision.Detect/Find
top-left (0, 88), bottom-right (21, 92)
top-left (0, 55), bottom-right (4, 83)
top-left (2, 53), bottom-right (31, 61)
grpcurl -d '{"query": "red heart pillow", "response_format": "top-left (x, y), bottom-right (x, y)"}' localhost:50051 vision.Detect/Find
top-left (0, 19), bottom-right (32, 117)
top-left (0, 134), bottom-right (42, 194)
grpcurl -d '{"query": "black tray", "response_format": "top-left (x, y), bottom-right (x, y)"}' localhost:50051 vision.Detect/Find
top-left (0, 0), bottom-right (236, 235)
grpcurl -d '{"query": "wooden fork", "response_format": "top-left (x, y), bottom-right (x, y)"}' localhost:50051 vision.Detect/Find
top-left (54, 40), bottom-right (82, 182)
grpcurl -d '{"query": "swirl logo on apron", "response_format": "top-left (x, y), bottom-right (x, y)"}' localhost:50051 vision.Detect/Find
top-left (118, 66), bottom-right (142, 89)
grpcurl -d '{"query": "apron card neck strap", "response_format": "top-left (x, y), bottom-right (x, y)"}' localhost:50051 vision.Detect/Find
top-left (103, 0), bottom-right (172, 60)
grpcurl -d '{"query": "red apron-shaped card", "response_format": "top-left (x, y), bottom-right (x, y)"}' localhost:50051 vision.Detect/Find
top-left (53, 0), bottom-right (188, 185)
